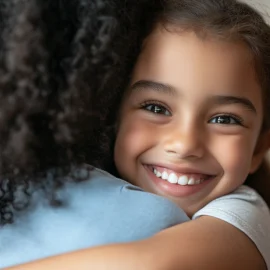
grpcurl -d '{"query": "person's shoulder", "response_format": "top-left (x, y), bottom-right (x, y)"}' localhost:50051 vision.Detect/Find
top-left (80, 167), bottom-right (189, 217)
top-left (57, 166), bottom-right (188, 221)
top-left (59, 166), bottom-right (144, 202)
top-left (0, 166), bottom-right (189, 268)
top-left (193, 185), bottom-right (270, 231)
top-left (218, 185), bottom-right (268, 206)
top-left (198, 185), bottom-right (268, 212)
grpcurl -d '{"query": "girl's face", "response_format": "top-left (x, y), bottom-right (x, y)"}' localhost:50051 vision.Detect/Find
top-left (114, 26), bottom-right (269, 216)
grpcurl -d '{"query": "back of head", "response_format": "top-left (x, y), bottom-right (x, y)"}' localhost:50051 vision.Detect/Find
top-left (0, 0), bottom-right (120, 176)
top-left (0, 0), bottom-right (149, 224)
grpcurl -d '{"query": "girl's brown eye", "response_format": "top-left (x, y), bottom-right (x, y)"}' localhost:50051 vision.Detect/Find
top-left (143, 104), bottom-right (171, 116)
top-left (209, 115), bottom-right (243, 125)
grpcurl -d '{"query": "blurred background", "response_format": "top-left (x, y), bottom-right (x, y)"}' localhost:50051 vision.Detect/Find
top-left (242, 0), bottom-right (270, 23)
top-left (242, 0), bottom-right (270, 161)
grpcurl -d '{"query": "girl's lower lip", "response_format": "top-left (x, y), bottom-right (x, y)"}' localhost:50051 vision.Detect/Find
top-left (145, 166), bottom-right (215, 197)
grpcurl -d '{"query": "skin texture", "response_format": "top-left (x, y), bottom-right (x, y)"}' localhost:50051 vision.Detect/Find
top-left (114, 26), bottom-right (269, 217)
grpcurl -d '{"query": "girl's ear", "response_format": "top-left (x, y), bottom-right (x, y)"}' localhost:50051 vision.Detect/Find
top-left (249, 130), bottom-right (270, 174)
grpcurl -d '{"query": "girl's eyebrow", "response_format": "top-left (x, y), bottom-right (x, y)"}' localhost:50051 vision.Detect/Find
top-left (129, 80), bottom-right (177, 96)
top-left (130, 80), bottom-right (257, 114)
top-left (210, 95), bottom-right (257, 114)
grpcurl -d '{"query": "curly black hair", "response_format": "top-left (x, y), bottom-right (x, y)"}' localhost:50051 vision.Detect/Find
top-left (0, 0), bottom-right (160, 224)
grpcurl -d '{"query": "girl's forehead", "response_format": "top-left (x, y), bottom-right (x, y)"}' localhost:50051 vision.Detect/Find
top-left (133, 26), bottom-right (259, 92)
top-left (139, 25), bottom-right (255, 71)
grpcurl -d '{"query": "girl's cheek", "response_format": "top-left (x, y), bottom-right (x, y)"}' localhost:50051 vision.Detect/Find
top-left (213, 135), bottom-right (254, 177)
top-left (118, 117), bottom-right (158, 151)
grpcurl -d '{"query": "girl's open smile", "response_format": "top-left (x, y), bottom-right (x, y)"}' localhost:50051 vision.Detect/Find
top-left (144, 164), bottom-right (217, 197)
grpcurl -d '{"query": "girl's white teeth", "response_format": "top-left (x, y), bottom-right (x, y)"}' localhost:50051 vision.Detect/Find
top-left (153, 168), bottom-right (204, 186)
top-left (178, 175), bottom-right (188, 185)
top-left (188, 178), bottom-right (195, 185)
top-left (154, 168), bottom-right (162, 177)
top-left (161, 171), bottom-right (168, 180)
top-left (168, 173), bottom-right (178, 184)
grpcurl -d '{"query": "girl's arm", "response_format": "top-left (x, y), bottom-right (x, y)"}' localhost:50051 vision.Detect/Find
top-left (6, 216), bottom-right (266, 270)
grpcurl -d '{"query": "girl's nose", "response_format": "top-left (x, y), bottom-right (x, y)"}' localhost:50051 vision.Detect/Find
top-left (163, 125), bottom-right (205, 161)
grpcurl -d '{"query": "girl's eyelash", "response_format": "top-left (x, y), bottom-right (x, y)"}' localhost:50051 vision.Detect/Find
top-left (138, 102), bottom-right (244, 125)
top-left (139, 100), bottom-right (171, 111)
top-left (210, 113), bottom-right (244, 125)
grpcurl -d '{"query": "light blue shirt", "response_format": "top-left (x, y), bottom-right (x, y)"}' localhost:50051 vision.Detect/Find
top-left (0, 168), bottom-right (189, 268)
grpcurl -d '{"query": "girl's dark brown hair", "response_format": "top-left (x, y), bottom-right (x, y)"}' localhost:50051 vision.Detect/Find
top-left (103, 0), bottom-right (270, 205)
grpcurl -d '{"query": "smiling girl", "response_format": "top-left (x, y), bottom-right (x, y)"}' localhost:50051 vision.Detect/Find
top-left (5, 0), bottom-right (270, 269)
top-left (114, 26), bottom-right (267, 217)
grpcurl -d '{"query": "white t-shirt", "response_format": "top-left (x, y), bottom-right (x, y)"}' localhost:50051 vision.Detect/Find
top-left (193, 185), bottom-right (270, 269)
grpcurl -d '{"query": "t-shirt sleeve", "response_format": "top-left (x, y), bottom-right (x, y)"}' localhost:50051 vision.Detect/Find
top-left (192, 185), bottom-right (270, 269)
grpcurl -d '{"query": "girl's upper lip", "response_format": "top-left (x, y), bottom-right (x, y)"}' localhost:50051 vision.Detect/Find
top-left (146, 163), bottom-right (215, 176)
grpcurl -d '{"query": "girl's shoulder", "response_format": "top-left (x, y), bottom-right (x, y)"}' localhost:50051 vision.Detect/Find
top-left (193, 185), bottom-right (270, 269)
